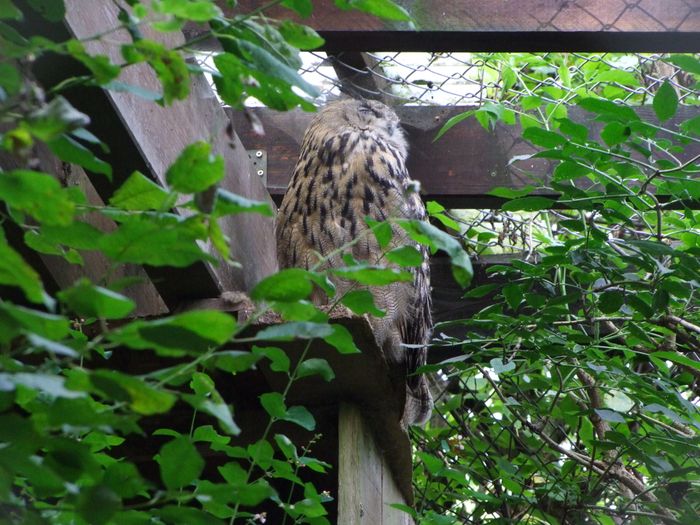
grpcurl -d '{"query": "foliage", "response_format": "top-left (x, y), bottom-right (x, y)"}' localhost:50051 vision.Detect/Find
top-left (417, 53), bottom-right (700, 524)
top-left (0, 1), bottom-right (465, 525)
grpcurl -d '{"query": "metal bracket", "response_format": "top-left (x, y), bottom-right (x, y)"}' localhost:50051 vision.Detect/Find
top-left (247, 149), bottom-right (267, 186)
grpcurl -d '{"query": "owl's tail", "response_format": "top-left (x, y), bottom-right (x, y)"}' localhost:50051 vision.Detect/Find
top-left (402, 377), bottom-right (433, 427)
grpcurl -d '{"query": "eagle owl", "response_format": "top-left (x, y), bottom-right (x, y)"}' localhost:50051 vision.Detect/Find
top-left (275, 99), bottom-right (433, 426)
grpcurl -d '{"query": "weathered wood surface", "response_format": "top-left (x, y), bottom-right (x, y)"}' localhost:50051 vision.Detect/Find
top-left (199, 0), bottom-right (700, 52)
top-left (231, 105), bottom-right (700, 209)
top-left (59, 0), bottom-right (278, 298)
top-left (0, 147), bottom-right (168, 317)
top-left (339, 404), bottom-right (414, 525)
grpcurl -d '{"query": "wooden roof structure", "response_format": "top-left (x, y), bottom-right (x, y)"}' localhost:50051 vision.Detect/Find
top-left (7, 1), bottom-right (700, 523)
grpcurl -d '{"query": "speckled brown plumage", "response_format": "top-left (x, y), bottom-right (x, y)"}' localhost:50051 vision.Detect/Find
top-left (275, 99), bottom-right (433, 425)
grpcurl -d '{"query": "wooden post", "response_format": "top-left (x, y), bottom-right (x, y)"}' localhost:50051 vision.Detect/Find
top-left (339, 404), bottom-right (414, 525)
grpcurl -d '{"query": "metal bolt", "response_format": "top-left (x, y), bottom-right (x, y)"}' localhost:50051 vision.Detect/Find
top-left (257, 169), bottom-right (264, 176)
top-left (255, 150), bottom-right (263, 158)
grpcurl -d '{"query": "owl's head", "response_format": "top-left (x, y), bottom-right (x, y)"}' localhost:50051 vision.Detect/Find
top-left (317, 99), bottom-right (408, 156)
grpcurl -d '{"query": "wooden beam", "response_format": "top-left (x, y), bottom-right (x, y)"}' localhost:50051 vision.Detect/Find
top-left (327, 51), bottom-right (393, 103)
top-left (204, 1), bottom-right (700, 52)
top-left (0, 146), bottom-right (168, 317)
top-left (338, 404), bottom-right (413, 525)
top-left (231, 105), bottom-right (700, 209)
top-left (31, 1), bottom-right (279, 307)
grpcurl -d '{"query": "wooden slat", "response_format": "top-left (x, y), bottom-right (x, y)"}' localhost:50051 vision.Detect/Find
top-left (50, 1), bottom-right (278, 304)
top-left (231, 105), bottom-right (700, 209)
top-left (203, 0), bottom-right (700, 52)
top-left (0, 146), bottom-right (168, 317)
top-left (327, 51), bottom-right (393, 103)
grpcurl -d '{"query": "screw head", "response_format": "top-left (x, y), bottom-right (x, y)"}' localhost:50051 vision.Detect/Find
top-left (257, 169), bottom-right (264, 176)
top-left (255, 150), bottom-right (263, 158)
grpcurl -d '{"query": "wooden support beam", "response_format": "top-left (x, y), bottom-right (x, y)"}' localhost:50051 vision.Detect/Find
top-left (27, 1), bottom-right (279, 308)
top-left (339, 404), bottom-right (413, 525)
top-left (231, 105), bottom-right (700, 209)
top-left (207, 1), bottom-right (700, 52)
top-left (0, 146), bottom-right (168, 317)
top-left (327, 51), bottom-right (393, 103)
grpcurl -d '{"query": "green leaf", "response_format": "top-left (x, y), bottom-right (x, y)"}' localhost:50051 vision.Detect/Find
top-left (1, 372), bottom-right (84, 399)
top-left (501, 196), bottom-right (554, 212)
top-left (121, 40), bottom-right (189, 104)
top-left (251, 268), bottom-right (314, 302)
top-left (653, 80), bottom-right (679, 122)
top-left (680, 114), bottom-right (700, 136)
top-left (155, 0), bottom-right (222, 21)
top-left (331, 265), bottom-right (412, 285)
top-left (256, 321), bottom-right (333, 342)
top-left (0, 230), bottom-right (45, 304)
top-left (283, 405), bottom-right (315, 430)
top-left (340, 289), bottom-right (385, 317)
top-left (91, 370), bottom-right (176, 414)
top-left (282, 0), bottom-right (313, 16)
top-left (165, 141), bottom-right (224, 193)
top-left (522, 127), bottom-right (567, 148)
top-left (600, 121), bottom-right (630, 147)
top-left (323, 324), bottom-right (360, 354)
top-left (252, 346), bottom-right (290, 373)
top-left (335, 0), bottom-right (411, 21)
top-left (297, 358), bottom-right (334, 381)
top-left (99, 216), bottom-right (212, 267)
top-left (487, 185), bottom-right (536, 199)
top-left (155, 506), bottom-right (225, 525)
top-left (434, 110), bottom-right (474, 142)
top-left (397, 220), bottom-right (473, 287)
top-left (76, 484), bottom-right (120, 525)
top-left (26, 333), bottom-right (78, 357)
top-left (0, 63), bottom-right (20, 97)
top-left (66, 40), bottom-right (120, 84)
top-left (385, 245), bottom-right (423, 267)
top-left (667, 54), bottom-right (700, 76)
top-left (50, 135), bottom-right (110, 179)
top-left (0, 1), bottom-right (22, 20)
top-left (0, 302), bottom-right (69, 339)
top-left (26, 0), bottom-right (65, 22)
top-left (274, 434), bottom-right (298, 460)
top-left (260, 392), bottom-right (286, 418)
top-left (157, 436), bottom-right (204, 490)
top-left (490, 358), bottom-right (516, 374)
top-left (365, 217), bottom-right (393, 249)
top-left (594, 409), bottom-right (626, 423)
top-left (651, 351), bottom-right (700, 372)
top-left (578, 97), bottom-right (639, 123)
top-left (278, 20), bottom-right (324, 49)
top-left (110, 171), bottom-right (169, 210)
top-left (109, 310), bottom-right (235, 356)
top-left (58, 279), bottom-right (135, 319)
top-left (502, 284), bottom-right (522, 310)
top-left (27, 96), bottom-right (90, 142)
top-left (237, 40), bottom-right (319, 97)
top-left (183, 395), bottom-right (240, 435)
top-left (556, 117), bottom-right (589, 142)
top-left (0, 170), bottom-right (75, 226)
top-left (598, 290), bottom-right (624, 314)
top-left (213, 188), bottom-right (273, 217)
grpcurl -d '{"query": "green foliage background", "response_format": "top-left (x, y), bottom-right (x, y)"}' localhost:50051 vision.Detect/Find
top-left (0, 1), bottom-right (699, 525)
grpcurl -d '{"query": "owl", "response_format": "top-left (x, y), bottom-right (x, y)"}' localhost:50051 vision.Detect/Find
top-left (275, 99), bottom-right (433, 426)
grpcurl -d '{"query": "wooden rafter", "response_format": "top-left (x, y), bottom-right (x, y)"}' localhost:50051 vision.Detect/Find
top-left (231, 105), bottom-right (700, 209)
top-left (206, 0), bottom-right (700, 52)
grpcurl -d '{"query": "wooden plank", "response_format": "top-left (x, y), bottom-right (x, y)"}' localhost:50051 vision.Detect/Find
top-left (0, 146), bottom-right (168, 317)
top-left (56, 1), bottom-right (278, 299)
top-left (231, 105), bottom-right (700, 209)
top-left (327, 51), bottom-right (393, 103)
top-left (201, 1), bottom-right (700, 52)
